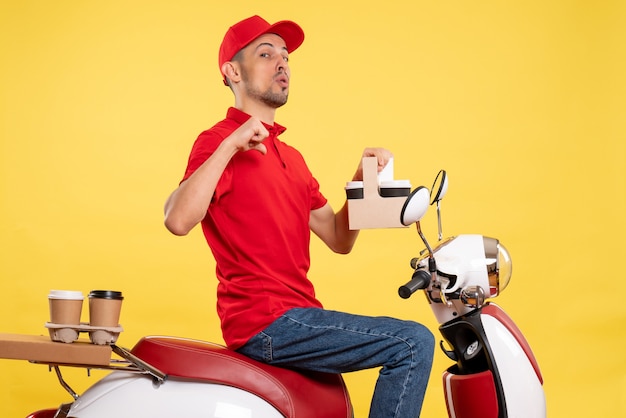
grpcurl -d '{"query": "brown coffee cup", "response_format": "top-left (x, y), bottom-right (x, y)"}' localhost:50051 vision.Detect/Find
top-left (48, 290), bottom-right (84, 325)
top-left (88, 290), bottom-right (123, 327)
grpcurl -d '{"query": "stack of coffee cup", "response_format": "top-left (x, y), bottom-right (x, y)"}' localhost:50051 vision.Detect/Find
top-left (48, 290), bottom-right (84, 343)
top-left (88, 290), bottom-right (124, 345)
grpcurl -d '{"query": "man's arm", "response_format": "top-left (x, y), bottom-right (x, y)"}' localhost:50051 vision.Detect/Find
top-left (309, 148), bottom-right (393, 253)
top-left (309, 202), bottom-right (356, 254)
top-left (164, 118), bottom-right (269, 236)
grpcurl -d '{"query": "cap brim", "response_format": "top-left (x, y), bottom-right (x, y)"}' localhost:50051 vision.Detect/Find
top-left (265, 20), bottom-right (305, 53)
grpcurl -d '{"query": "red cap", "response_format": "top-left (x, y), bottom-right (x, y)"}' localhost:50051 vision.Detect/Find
top-left (218, 15), bottom-right (305, 85)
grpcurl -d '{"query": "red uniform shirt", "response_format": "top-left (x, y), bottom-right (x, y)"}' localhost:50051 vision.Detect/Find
top-left (182, 108), bottom-right (327, 349)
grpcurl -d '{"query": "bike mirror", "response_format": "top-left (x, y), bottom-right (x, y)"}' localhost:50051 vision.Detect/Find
top-left (400, 186), bottom-right (430, 226)
top-left (430, 170), bottom-right (448, 205)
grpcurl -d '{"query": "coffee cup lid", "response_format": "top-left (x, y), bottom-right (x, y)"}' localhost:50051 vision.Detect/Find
top-left (380, 179), bottom-right (412, 188)
top-left (345, 181), bottom-right (364, 190)
top-left (89, 290), bottom-right (124, 300)
top-left (48, 290), bottom-right (84, 300)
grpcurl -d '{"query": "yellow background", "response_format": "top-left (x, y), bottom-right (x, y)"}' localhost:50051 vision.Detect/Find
top-left (1, 1), bottom-right (624, 416)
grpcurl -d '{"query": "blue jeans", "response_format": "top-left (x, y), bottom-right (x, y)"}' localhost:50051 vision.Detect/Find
top-left (236, 307), bottom-right (435, 417)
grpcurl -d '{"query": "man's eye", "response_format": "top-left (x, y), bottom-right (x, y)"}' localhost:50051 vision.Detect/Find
top-left (260, 53), bottom-right (270, 58)
top-left (283, 56), bottom-right (289, 62)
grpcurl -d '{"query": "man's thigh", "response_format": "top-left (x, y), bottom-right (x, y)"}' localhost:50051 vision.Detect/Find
top-left (237, 307), bottom-right (431, 374)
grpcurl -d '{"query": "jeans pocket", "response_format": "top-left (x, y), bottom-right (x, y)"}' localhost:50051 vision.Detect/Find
top-left (259, 331), bottom-right (273, 363)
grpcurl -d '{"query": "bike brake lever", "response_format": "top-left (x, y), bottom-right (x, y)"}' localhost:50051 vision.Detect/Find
top-left (438, 277), bottom-right (452, 307)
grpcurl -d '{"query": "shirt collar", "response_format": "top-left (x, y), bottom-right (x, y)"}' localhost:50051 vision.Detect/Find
top-left (226, 107), bottom-right (287, 136)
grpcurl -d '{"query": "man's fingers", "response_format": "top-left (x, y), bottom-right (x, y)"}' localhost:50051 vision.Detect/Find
top-left (361, 147), bottom-right (393, 171)
top-left (251, 142), bottom-right (267, 155)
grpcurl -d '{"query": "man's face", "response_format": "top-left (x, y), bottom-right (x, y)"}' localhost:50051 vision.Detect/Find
top-left (238, 33), bottom-right (291, 108)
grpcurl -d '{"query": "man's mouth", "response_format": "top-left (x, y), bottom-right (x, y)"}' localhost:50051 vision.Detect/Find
top-left (275, 73), bottom-right (289, 88)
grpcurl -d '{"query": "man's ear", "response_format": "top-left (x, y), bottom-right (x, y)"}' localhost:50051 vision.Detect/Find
top-left (221, 61), bottom-right (241, 84)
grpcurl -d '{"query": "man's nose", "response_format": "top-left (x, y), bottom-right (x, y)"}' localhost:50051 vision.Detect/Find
top-left (276, 58), bottom-right (288, 73)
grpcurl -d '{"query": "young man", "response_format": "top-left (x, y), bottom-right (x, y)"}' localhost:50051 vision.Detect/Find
top-left (164, 15), bottom-right (434, 417)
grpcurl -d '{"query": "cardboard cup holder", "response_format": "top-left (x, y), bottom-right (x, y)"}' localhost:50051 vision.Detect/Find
top-left (45, 322), bottom-right (123, 345)
top-left (347, 157), bottom-right (412, 230)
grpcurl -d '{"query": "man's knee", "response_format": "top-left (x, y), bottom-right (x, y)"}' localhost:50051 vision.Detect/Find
top-left (407, 321), bottom-right (435, 357)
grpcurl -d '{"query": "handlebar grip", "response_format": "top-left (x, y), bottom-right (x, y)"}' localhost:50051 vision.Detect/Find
top-left (398, 270), bottom-right (431, 299)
